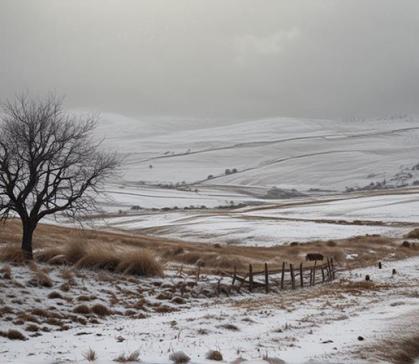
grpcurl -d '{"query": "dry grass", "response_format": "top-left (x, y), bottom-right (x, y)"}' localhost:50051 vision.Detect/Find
top-left (169, 351), bottom-right (190, 364)
top-left (405, 228), bottom-right (419, 239)
top-left (47, 291), bottom-right (64, 300)
top-left (368, 333), bottom-right (419, 364)
top-left (91, 303), bottom-right (112, 317)
top-left (25, 324), bottom-right (40, 332)
top-left (0, 219), bottom-right (418, 277)
top-left (219, 323), bottom-right (240, 331)
top-left (0, 244), bottom-right (26, 264)
top-left (73, 304), bottom-right (91, 315)
top-left (29, 269), bottom-right (53, 288)
top-left (0, 264), bottom-right (12, 279)
top-left (0, 329), bottom-right (26, 340)
top-left (38, 240), bottom-right (163, 277)
top-left (113, 351), bottom-right (140, 363)
top-left (115, 250), bottom-right (163, 276)
top-left (206, 350), bottom-right (223, 361)
top-left (83, 348), bottom-right (97, 362)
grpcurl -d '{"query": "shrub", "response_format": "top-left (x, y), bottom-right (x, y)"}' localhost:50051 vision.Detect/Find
top-left (169, 351), bottom-right (190, 364)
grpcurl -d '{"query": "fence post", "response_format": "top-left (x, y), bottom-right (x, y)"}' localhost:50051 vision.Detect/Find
top-left (290, 264), bottom-right (295, 289)
top-left (281, 262), bottom-right (285, 290)
top-left (196, 266), bottom-right (200, 282)
top-left (299, 262), bottom-right (304, 288)
top-left (249, 264), bottom-right (253, 292)
top-left (326, 258), bottom-right (332, 281)
top-left (312, 260), bottom-right (317, 286)
top-left (264, 263), bottom-right (269, 293)
top-left (321, 266), bottom-right (325, 282)
top-left (330, 258), bottom-right (335, 280)
top-left (309, 267), bottom-right (313, 286)
top-left (232, 265), bottom-right (237, 286)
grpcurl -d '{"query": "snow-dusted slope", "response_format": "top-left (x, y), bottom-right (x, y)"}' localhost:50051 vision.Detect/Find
top-left (97, 114), bottom-right (419, 192)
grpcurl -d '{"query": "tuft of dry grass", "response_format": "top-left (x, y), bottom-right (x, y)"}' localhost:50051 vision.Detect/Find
top-left (219, 323), bottom-right (240, 331)
top-left (0, 264), bottom-right (12, 279)
top-left (25, 324), bottom-right (40, 332)
top-left (206, 350), bottom-right (223, 361)
top-left (115, 250), bottom-right (164, 277)
top-left (0, 244), bottom-right (26, 264)
top-left (29, 269), bottom-right (53, 288)
top-left (369, 333), bottom-right (419, 364)
top-left (169, 351), bottom-right (190, 364)
top-left (83, 348), bottom-right (97, 362)
top-left (91, 303), bottom-right (112, 317)
top-left (47, 291), bottom-right (63, 300)
top-left (113, 351), bottom-right (140, 363)
top-left (0, 329), bottom-right (26, 340)
top-left (405, 228), bottom-right (419, 239)
top-left (73, 304), bottom-right (91, 315)
top-left (38, 241), bottom-right (163, 277)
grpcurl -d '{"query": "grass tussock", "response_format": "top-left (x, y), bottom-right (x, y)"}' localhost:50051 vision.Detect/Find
top-left (91, 303), bottom-right (112, 317)
top-left (206, 350), bottom-right (223, 361)
top-left (0, 244), bottom-right (26, 264)
top-left (83, 348), bottom-right (97, 362)
top-left (113, 351), bottom-right (140, 363)
top-left (0, 329), bottom-right (26, 340)
top-left (47, 291), bottom-right (64, 300)
top-left (371, 333), bottom-right (419, 364)
top-left (38, 241), bottom-right (163, 277)
top-left (29, 269), bottom-right (53, 288)
top-left (0, 264), bottom-right (12, 279)
top-left (169, 351), bottom-right (190, 364)
top-left (115, 250), bottom-right (163, 276)
top-left (405, 228), bottom-right (419, 239)
top-left (73, 304), bottom-right (91, 315)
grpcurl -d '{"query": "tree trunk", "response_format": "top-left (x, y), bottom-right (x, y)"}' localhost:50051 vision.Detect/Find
top-left (21, 222), bottom-right (35, 260)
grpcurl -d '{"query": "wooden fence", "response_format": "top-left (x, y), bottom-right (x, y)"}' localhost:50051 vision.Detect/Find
top-left (222, 257), bottom-right (336, 293)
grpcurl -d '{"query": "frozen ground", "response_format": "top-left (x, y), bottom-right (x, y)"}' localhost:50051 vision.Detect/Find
top-left (1, 256), bottom-right (418, 364)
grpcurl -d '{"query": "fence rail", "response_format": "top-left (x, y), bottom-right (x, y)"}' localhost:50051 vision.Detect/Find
top-left (222, 257), bottom-right (336, 293)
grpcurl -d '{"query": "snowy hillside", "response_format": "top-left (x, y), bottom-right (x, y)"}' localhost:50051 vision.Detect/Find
top-left (97, 114), bottom-right (419, 193)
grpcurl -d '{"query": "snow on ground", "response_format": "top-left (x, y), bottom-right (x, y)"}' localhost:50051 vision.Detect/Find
top-left (104, 214), bottom-right (405, 246)
top-left (99, 184), bottom-right (259, 211)
top-left (1, 256), bottom-right (418, 364)
top-left (246, 192), bottom-right (419, 223)
top-left (94, 113), bottom-right (419, 192)
top-left (91, 191), bottom-right (419, 247)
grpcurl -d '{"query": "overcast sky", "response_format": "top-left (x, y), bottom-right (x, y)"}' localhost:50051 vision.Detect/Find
top-left (0, 0), bottom-right (418, 120)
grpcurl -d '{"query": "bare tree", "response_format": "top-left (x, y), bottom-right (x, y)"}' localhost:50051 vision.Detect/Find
top-left (0, 95), bottom-right (119, 259)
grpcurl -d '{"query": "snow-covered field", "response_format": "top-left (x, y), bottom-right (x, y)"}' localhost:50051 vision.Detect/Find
top-left (97, 114), bottom-right (419, 193)
top-left (75, 113), bottom-right (419, 247)
top-left (1, 256), bottom-right (418, 364)
top-left (90, 190), bottom-right (419, 247)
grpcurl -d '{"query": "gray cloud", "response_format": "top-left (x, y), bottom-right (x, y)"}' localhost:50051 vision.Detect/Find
top-left (0, 0), bottom-right (418, 120)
